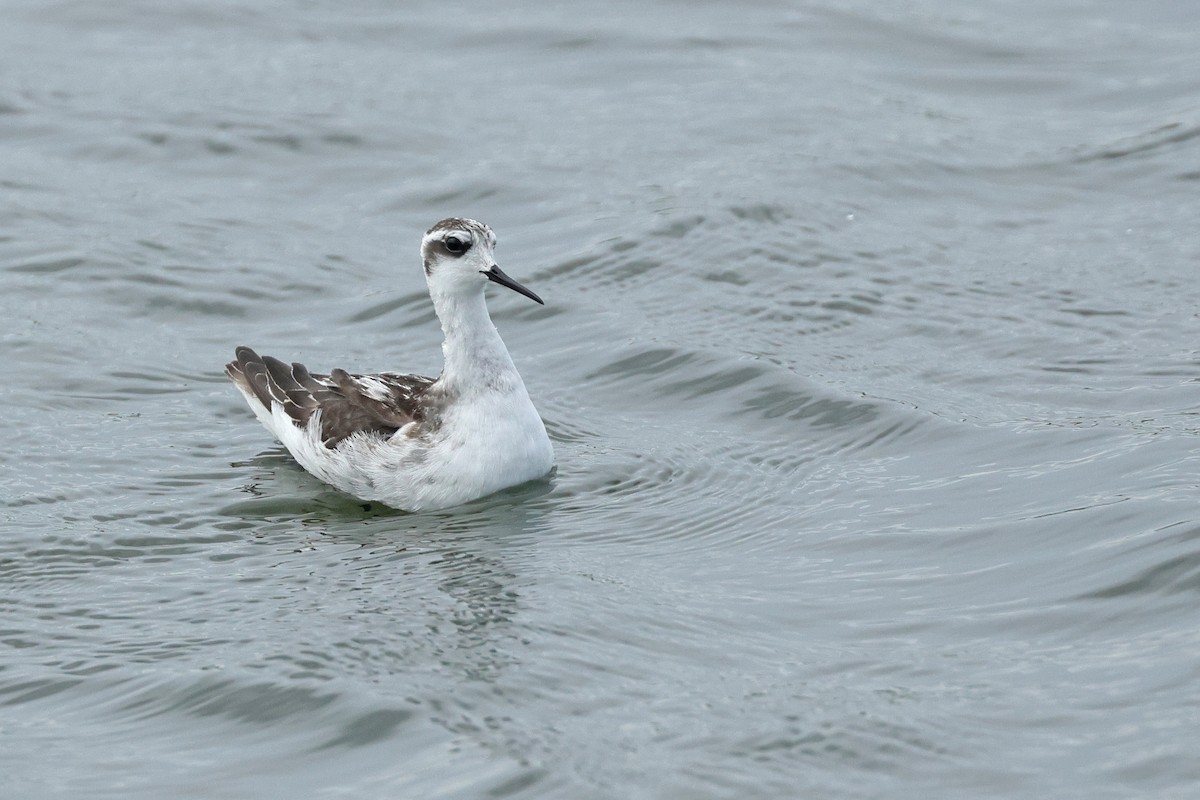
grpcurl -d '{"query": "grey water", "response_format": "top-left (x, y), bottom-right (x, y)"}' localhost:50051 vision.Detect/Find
top-left (2, 1), bottom-right (1199, 797)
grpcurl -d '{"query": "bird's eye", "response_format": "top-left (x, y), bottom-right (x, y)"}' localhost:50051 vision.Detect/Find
top-left (444, 236), bottom-right (469, 255)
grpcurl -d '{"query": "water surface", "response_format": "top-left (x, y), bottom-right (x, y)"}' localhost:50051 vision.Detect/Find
top-left (3, 1), bottom-right (1199, 797)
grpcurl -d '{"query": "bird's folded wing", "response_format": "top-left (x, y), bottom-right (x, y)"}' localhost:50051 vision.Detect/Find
top-left (226, 346), bottom-right (434, 448)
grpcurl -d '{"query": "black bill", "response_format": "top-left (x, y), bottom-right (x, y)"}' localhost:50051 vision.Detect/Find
top-left (483, 264), bottom-right (544, 305)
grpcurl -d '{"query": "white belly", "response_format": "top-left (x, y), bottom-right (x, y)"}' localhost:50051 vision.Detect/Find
top-left (257, 386), bottom-right (554, 512)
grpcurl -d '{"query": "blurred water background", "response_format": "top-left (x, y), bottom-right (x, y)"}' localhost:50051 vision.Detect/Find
top-left (2, 1), bottom-right (1199, 797)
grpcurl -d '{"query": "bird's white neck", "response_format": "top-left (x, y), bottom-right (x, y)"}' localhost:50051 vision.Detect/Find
top-left (430, 286), bottom-right (521, 393)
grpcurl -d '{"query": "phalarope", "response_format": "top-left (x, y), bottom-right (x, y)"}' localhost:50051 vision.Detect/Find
top-left (225, 218), bottom-right (554, 511)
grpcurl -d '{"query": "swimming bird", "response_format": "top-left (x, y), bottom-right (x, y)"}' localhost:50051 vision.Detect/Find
top-left (225, 218), bottom-right (554, 511)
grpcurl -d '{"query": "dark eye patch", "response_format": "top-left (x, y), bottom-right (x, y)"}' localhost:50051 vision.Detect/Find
top-left (444, 236), bottom-right (470, 255)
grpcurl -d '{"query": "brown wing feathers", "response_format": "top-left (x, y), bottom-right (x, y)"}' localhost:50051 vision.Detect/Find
top-left (260, 354), bottom-right (321, 423)
top-left (226, 347), bottom-right (272, 410)
top-left (225, 346), bottom-right (433, 448)
top-left (329, 369), bottom-right (429, 429)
